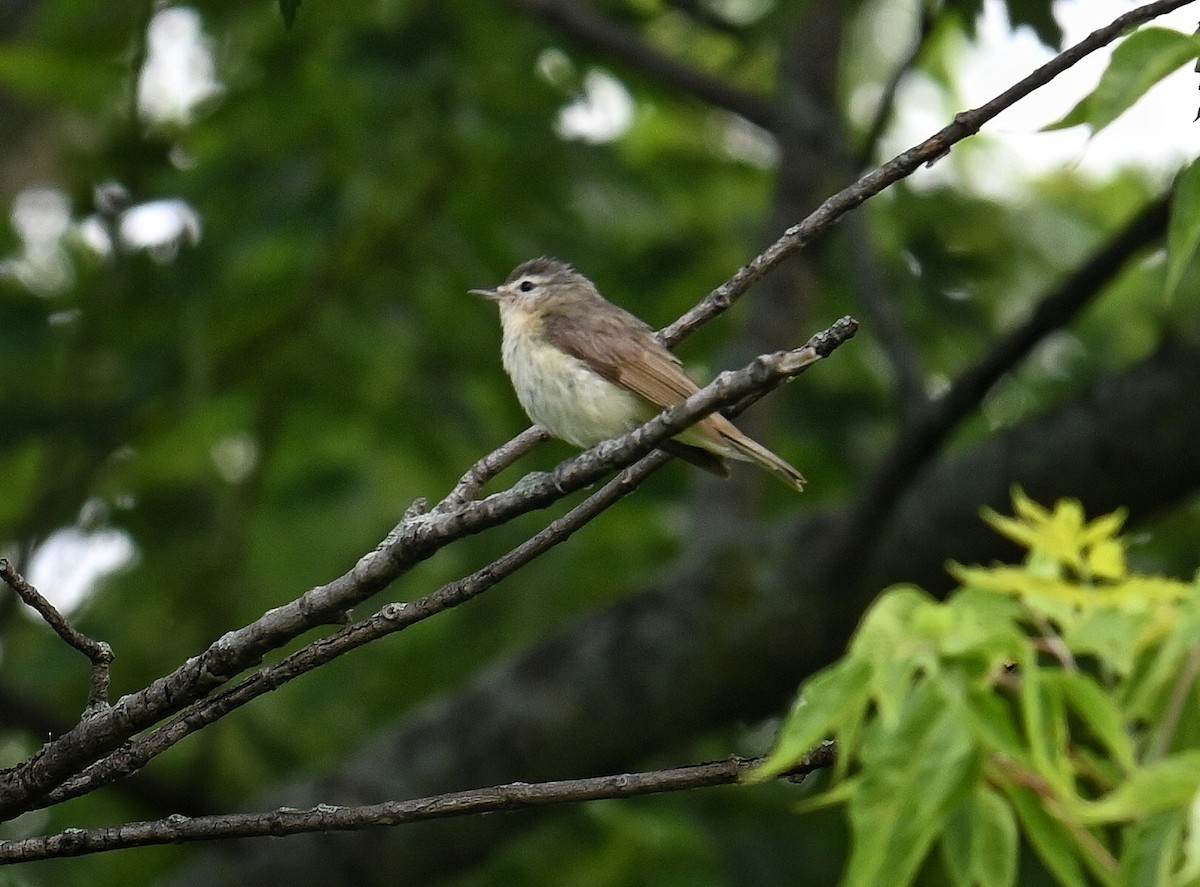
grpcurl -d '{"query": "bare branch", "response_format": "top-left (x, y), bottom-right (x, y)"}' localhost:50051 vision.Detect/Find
top-left (439, 425), bottom-right (549, 509)
top-left (45, 451), bottom-right (673, 806)
top-left (0, 559), bottom-right (113, 711)
top-left (855, 3), bottom-right (938, 168)
top-left (205, 344), bottom-right (1200, 885)
top-left (658, 0), bottom-right (1194, 346)
top-left (0, 319), bottom-right (856, 818)
top-left (0, 746), bottom-right (836, 864)
top-left (497, 0), bottom-right (796, 133)
top-left (49, 327), bottom-right (853, 805)
top-left (839, 193), bottom-right (1172, 565)
top-left (0, 0), bottom-right (1187, 836)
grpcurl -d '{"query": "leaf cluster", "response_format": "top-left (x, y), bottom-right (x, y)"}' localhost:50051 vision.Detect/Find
top-left (760, 490), bottom-right (1200, 887)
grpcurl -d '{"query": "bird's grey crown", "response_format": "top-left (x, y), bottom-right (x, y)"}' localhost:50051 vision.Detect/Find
top-left (505, 256), bottom-right (575, 285)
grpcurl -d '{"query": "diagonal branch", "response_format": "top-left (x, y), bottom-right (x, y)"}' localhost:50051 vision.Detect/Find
top-left (834, 192), bottom-right (1173, 572)
top-left (497, 0), bottom-right (791, 132)
top-left (204, 343), bottom-right (1200, 886)
top-left (47, 323), bottom-right (857, 806)
top-left (446, 0), bottom-right (1189, 504)
top-left (0, 746), bottom-right (836, 864)
top-left (43, 451), bottom-right (672, 807)
top-left (658, 0), bottom-right (1195, 346)
top-left (0, 319), bottom-right (857, 818)
top-left (0, 559), bottom-right (113, 711)
top-left (0, 0), bottom-right (1188, 831)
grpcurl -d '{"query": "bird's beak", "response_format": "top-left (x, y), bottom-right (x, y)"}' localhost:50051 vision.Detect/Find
top-left (469, 286), bottom-right (502, 301)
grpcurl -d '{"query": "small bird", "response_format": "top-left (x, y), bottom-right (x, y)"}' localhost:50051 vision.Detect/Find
top-left (471, 257), bottom-right (806, 491)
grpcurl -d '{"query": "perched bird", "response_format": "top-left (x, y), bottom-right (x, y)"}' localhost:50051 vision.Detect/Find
top-left (471, 257), bottom-right (805, 491)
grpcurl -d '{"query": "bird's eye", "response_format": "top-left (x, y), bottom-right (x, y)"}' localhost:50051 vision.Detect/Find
top-left (518, 280), bottom-right (535, 293)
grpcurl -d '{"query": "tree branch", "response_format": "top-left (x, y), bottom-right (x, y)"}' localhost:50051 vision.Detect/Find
top-left (0, 559), bottom-right (113, 711)
top-left (43, 451), bottom-right (672, 807)
top-left (206, 343), bottom-right (1200, 886)
top-left (1, 0), bottom-right (1188, 861)
top-left (0, 746), bottom-right (835, 864)
top-left (835, 192), bottom-right (1172, 577)
top-left (496, 0), bottom-right (794, 133)
top-left (47, 322), bottom-right (858, 806)
top-left (439, 425), bottom-right (549, 509)
top-left (0, 319), bottom-right (857, 818)
top-left (658, 0), bottom-right (1195, 346)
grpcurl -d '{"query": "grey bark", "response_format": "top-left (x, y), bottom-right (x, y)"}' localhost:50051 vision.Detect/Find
top-left (177, 339), bottom-right (1200, 886)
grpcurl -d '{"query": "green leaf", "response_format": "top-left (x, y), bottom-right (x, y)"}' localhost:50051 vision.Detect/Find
top-left (754, 658), bottom-right (872, 781)
top-left (941, 786), bottom-right (1019, 887)
top-left (938, 588), bottom-right (1026, 660)
top-left (1044, 671), bottom-right (1135, 772)
top-left (1119, 810), bottom-right (1184, 887)
top-left (974, 786), bottom-right (1020, 887)
top-left (850, 586), bottom-right (934, 726)
top-left (1045, 29), bottom-right (1200, 134)
top-left (1078, 753), bottom-right (1200, 825)
top-left (1019, 651), bottom-right (1055, 774)
top-left (1003, 0), bottom-right (1062, 49)
top-left (1003, 784), bottom-right (1089, 887)
top-left (1178, 789), bottom-right (1200, 883)
top-left (842, 681), bottom-right (980, 887)
top-left (1124, 623), bottom-right (1199, 724)
top-left (963, 690), bottom-right (1028, 760)
top-left (1165, 157), bottom-right (1200, 301)
top-left (1063, 608), bottom-right (1140, 677)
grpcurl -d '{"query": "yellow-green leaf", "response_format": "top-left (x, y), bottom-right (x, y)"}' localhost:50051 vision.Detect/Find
top-left (1077, 753), bottom-right (1200, 825)
top-left (1045, 28), bottom-right (1200, 135)
top-left (844, 684), bottom-right (980, 887)
top-left (941, 785), bottom-right (1019, 887)
top-left (754, 657), bottom-right (872, 781)
top-left (1045, 671), bottom-right (1135, 772)
top-left (1086, 539), bottom-right (1127, 581)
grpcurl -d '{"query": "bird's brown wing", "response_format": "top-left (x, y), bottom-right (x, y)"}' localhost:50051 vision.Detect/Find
top-left (542, 301), bottom-right (805, 490)
top-left (541, 304), bottom-right (703, 408)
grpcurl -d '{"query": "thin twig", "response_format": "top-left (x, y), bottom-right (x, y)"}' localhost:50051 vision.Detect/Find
top-left (47, 337), bottom-right (847, 804)
top-left (0, 0), bottom-right (1187, 823)
top-left (497, 0), bottom-right (803, 134)
top-left (0, 559), bottom-right (113, 711)
top-left (0, 746), bottom-right (836, 864)
top-left (842, 194), bottom-right (1172, 554)
top-left (658, 0), bottom-right (1194, 347)
top-left (45, 452), bottom-right (673, 806)
top-left (447, 0), bottom-right (1183, 507)
top-left (439, 426), bottom-right (549, 509)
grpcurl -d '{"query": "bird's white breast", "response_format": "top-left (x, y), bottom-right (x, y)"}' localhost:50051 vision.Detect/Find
top-left (499, 306), bottom-right (649, 448)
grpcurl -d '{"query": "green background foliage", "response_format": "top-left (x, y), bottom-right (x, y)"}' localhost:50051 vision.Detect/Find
top-left (1, 0), bottom-right (1199, 884)
top-left (761, 492), bottom-right (1200, 887)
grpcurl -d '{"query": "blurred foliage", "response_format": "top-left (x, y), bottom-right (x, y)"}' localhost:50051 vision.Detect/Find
top-left (0, 0), bottom-right (1197, 884)
top-left (761, 491), bottom-right (1200, 887)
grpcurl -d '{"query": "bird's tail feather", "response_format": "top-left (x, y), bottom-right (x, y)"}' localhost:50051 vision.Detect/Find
top-left (724, 432), bottom-right (806, 492)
